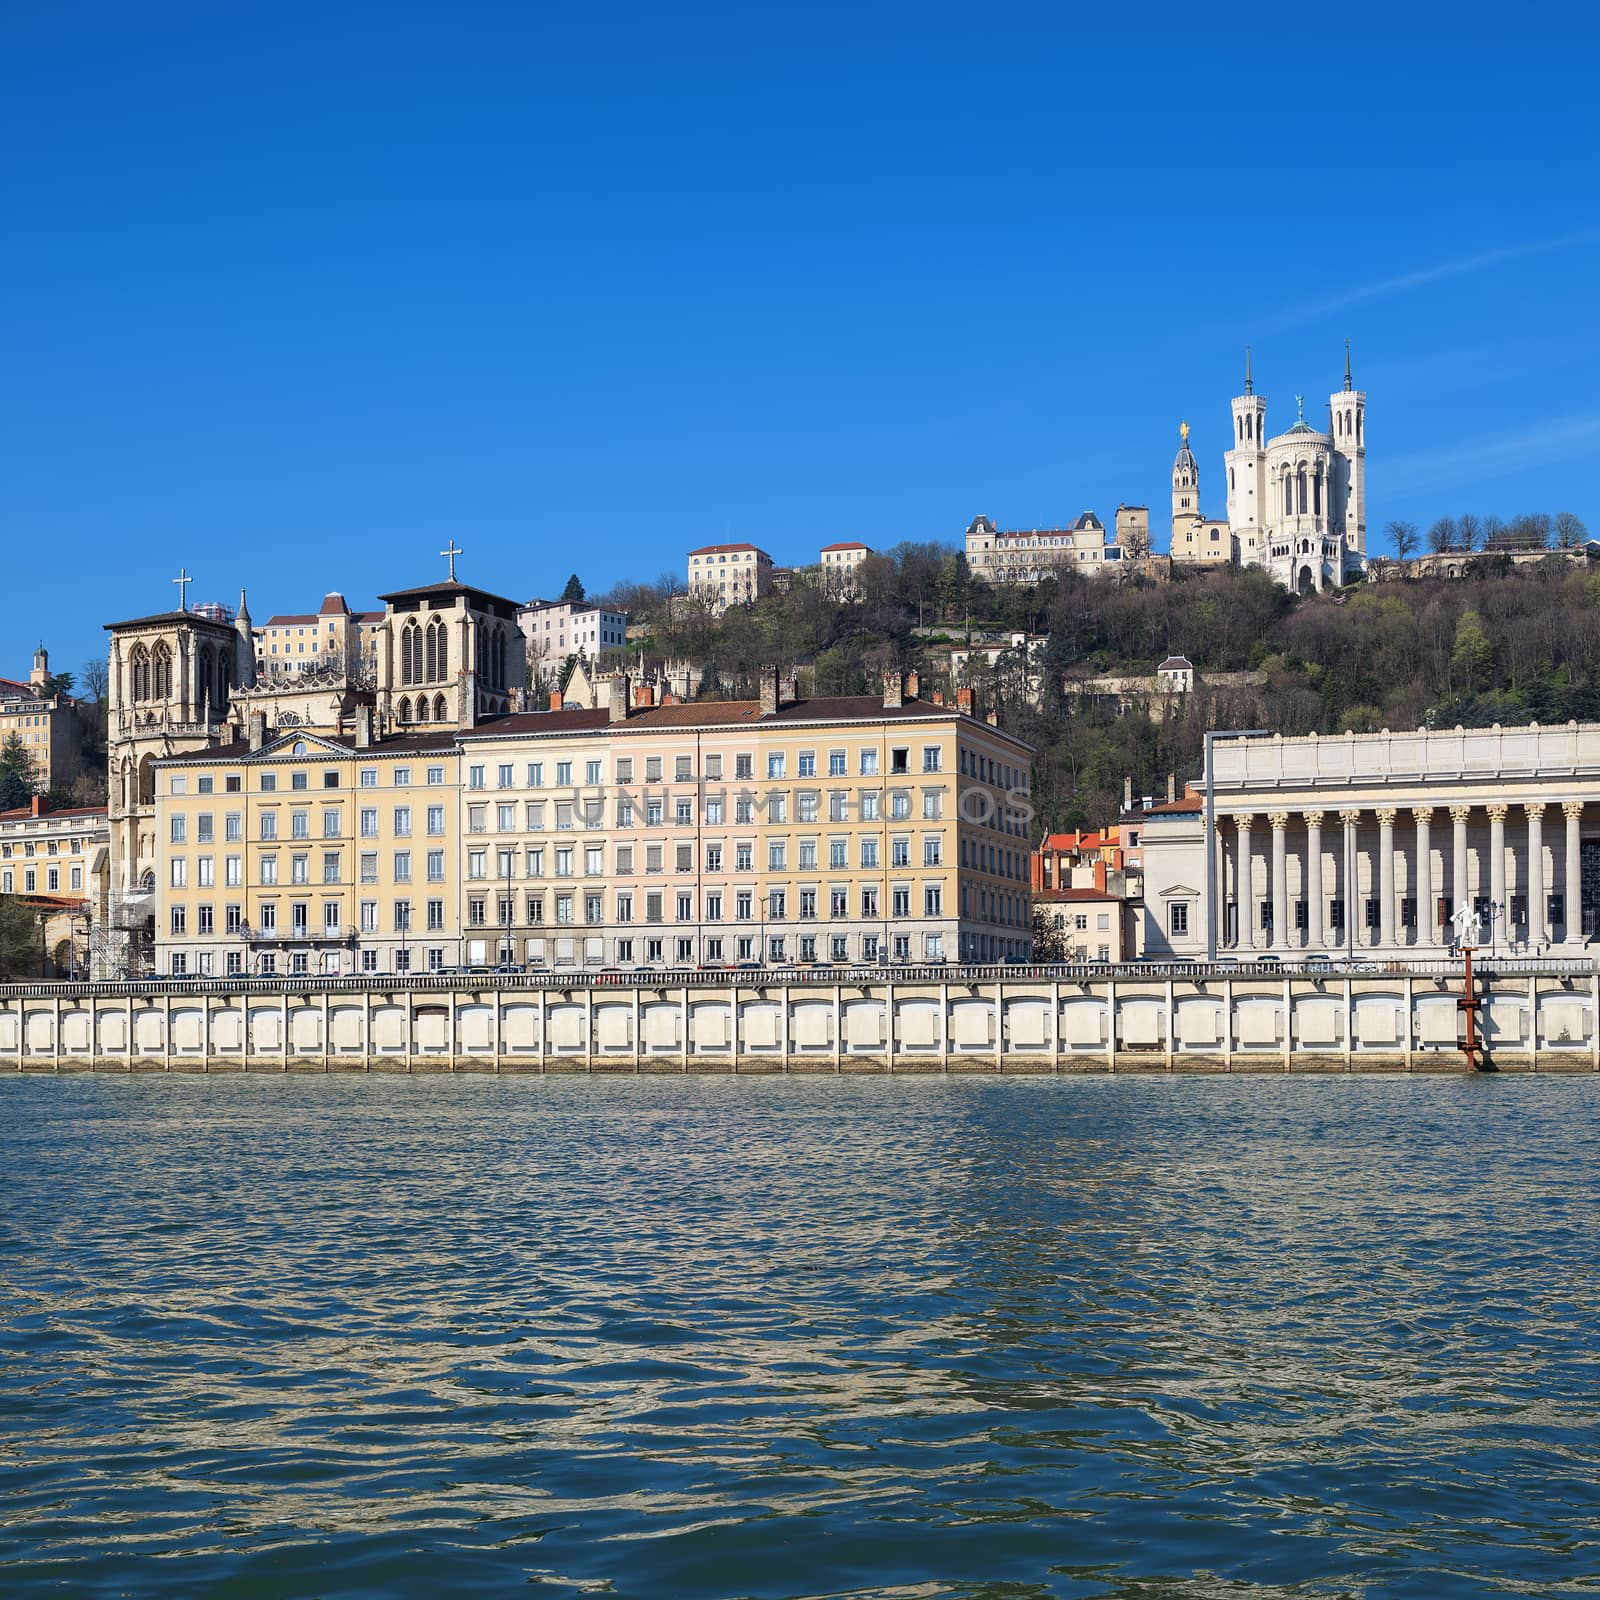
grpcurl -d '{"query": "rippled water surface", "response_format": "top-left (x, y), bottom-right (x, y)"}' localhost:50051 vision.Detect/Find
top-left (3, 1076), bottom-right (1599, 1598)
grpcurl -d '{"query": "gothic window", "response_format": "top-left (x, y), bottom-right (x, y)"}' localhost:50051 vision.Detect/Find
top-left (1237, 416), bottom-right (1243, 442)
top-left (137, 755), bottom-right (156, 807)
top-left (397, 696), bottom-right (412, 724)
top-left (198, 645), bottom-right (213, 712)
top-left (424, 617), bottom-right (447, 682)
top-left (416, 695), bottom-right (430, 723)
top-left (1283, 473), bottom-right (1293, 517)
top-left (400, 620), bottom-right (420, 685)
top-left (130, 645), bottom-right (150, 702)
top-left (1313, 469), bottom-right (1322, 516)
top-left (1297, 467), bottom-right (1308, 515)
top-left (153, 643), bottom-right (172, 701)
top-left (434, 693), bottom-right (448, 721)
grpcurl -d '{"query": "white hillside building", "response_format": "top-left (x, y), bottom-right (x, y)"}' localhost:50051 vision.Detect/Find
top-left (1222, 345), bottom-right (1367, 593)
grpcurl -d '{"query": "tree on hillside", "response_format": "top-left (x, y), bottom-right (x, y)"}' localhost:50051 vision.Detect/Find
top-left (1456, 514), bottom-right (1483, 553)
top-left (1555, 511), bottom-right (1589, 549)
top-left (0, 896), bottom-right (41, 979)
top-left (0, 734), bottom-right (40, 812)
top-left (560, 573), bottom-right (586, 604)
top-left (1426, 516), bottom-right (1457, 555)
top-left (1387, 520), bottom-right (1418, 562)
top-left (1450, 608), bottom-right (1495, 691)
top-left (79, 657), bottom-right (109, 703)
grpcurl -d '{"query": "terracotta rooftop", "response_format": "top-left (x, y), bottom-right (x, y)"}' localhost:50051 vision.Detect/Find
top-left (1035, 887), bottom-right (1123, 903)
top-left (687, 543), bottom-right (769, 558)
top-left (820, 541), bottom-right (871, 552)
top-left (0, 804), bottom-right (108, 823)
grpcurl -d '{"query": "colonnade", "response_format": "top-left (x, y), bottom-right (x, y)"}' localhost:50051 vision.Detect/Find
top-left (1218, 800), bottom-right (1587, 953)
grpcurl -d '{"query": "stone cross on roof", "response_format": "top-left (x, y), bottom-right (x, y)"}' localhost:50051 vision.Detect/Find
top-left (173, 567), bottom-right (191, 611)
top-left (440, 541), bottom-right (464, 582)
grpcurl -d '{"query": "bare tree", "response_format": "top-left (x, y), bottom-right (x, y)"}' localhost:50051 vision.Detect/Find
top-left (79, 657), bottom-right (109, 703)
top-left (1426, 516), bottom-right (1457, 555)
top-left (1386, 520), bottom-right (1418, 562)
top-left (1554, 510), bottom-right (1589, 549)
top-left (1457, 514), bottom-right (1482, 553)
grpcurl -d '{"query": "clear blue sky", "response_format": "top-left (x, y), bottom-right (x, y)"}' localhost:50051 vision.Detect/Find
top-left (4, 9), bottom-right (1597, 681)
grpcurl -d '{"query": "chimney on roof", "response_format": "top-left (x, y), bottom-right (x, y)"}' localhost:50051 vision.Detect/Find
top-left (781, 666), bottom-right (797, 706)
top-left (550, 689), bottom-right (563, 712)
top-left (355, 704), bottom-right (373, 749)
top-left (759, 665), bottom-right (779, 718)
top-left (932, 689), bottom-right (944, 706)
top-left (882, 670), bottom-right (903, 711)
top-left (1124, 775), bottom-right (1133, 811)
top-left (986, 709), bottom-right (999, 726)
top-left (634, 684), bottom-right (652, 709)
top-left (905, 669), bottom-right (919, 700)
top-left (610, 674), bottom-right (630, 723)
top-left (956, 687), bottom-right (974, 715)
top-left (31, 794), bottom-right (43, 818)
top-left (248, 711), bottom-right (266, 752)
top-left (1167, 772), bottom-right (1176, 803)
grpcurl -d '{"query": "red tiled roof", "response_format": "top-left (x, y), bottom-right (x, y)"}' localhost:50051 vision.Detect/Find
top-left (0, 805), bottom-right (107, 822)
top-left (1035, 888), bottom-right (1122, 903)
top-left (264, 615), bottom-right (318, 627)
top-left (318, 593), bottom-right (351, 616)
top-left (1143, 794), bottom-right (1202, 815)
top-left (820, 541), bottom-right (871, 552)
top-left (687, 543), bottom-right (769, 557)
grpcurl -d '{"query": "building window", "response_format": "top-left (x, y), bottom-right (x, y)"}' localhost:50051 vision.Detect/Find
top-left (1169, 902), bottom-right (1189, 936)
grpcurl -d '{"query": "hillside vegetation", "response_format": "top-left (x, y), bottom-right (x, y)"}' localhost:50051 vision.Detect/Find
top-left (600, 548), bottom-right (1600, 833)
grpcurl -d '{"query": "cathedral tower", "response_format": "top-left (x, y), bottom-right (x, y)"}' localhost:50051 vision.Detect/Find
top-left (1328, 339), bottom-right (1366, 556)
top-left (1225, 346), bottom-right (1268, 538)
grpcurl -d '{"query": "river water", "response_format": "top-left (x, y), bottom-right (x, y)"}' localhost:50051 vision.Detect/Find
top-left (2, 1075), bottom-right (1597, 1599)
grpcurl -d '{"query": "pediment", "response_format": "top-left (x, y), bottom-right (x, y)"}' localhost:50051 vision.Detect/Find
top-left (1159, 882), bottom-right (1201, 899)
top-left (255, 730), bottom-right (349, 760)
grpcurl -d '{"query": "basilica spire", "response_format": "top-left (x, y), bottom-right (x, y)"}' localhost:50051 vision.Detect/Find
top-left (1245, 344), bottom-right (1253, 396)
top-left (1343, 338), bottom-right (1352, 392)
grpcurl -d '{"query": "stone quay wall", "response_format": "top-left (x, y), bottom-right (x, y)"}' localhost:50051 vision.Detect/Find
top-left (2, 963), bottom-right (1597, 1074)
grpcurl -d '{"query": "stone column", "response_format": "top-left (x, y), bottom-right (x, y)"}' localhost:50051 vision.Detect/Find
top-left (1340, 809), bottom-right (1361, 953)
top-left (1236, 816), bottom-right (1254, 949)
top-left (1304, 811), bottom-right (1324, 950)
top-left (1451, 804), bottom-right (1471, 941)
top-left (1564, 801), bottom-right (1584, 945)
top-left (1488, 803), bottom-right (1508, 950)
top-left (1270, 813), bottom-right (1289, 951)
top-left (1377, 807), bottom-right (1397, 950)
top-left (1525, 804), bottom-right (1545, 949)
top-left (1413, 808), bottom-right (1433, 951)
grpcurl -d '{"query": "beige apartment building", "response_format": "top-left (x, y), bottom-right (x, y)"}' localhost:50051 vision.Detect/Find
top-left (1, 646), bottom-right (82, 793)
top-left (456, 669), bottom-right (1034, 969)
top-left (687, 543), bottom-right (773, 613)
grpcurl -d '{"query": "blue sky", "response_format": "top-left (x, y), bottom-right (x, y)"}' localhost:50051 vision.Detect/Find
top-left (3, 9), bottom-right (1597, 679)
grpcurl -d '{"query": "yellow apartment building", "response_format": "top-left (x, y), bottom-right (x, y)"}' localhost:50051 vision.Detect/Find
top-left (153, 724), bottom-right (461, 977)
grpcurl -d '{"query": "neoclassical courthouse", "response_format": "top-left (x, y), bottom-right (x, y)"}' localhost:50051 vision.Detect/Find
top-left (1171, 347), bottom-right (1367, 592)
top-left (1142, 724), bottom-right (1600, 960)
